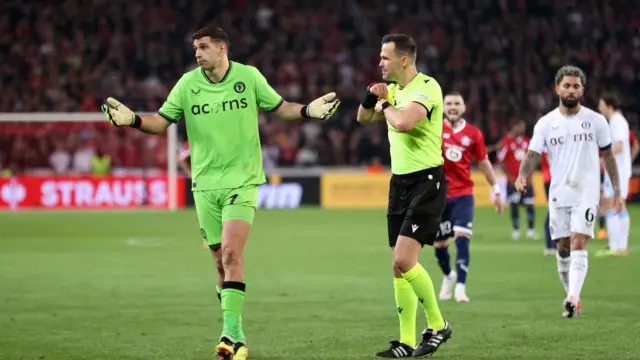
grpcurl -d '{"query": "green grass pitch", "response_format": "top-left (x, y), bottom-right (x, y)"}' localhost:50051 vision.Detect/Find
top-left (1, 207), bottom-right (639, 359)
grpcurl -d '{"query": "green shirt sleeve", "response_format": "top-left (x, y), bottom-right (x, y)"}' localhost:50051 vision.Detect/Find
top-left (410, 77), bottom-right (442, 116)
top-left (158, 75), bottom-right (186, 123)
top-left (250, 67), bottom-right (284, 112)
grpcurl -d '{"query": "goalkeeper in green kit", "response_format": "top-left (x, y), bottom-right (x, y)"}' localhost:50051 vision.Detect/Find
top-left (101, 24), bottom-right (340, 360)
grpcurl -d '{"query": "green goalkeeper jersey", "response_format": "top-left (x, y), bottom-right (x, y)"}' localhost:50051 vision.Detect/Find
top-left (159, 61), bottom-right (283, 190)
top-left (386, 73), bottom-right (444, 174)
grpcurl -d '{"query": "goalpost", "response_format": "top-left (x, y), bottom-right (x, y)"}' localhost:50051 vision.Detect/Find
top-left (0, 113), bottom-right (179, 211)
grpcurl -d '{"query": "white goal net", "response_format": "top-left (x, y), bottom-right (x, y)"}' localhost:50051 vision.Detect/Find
top-left (0, 113), bottom-right (179, 211)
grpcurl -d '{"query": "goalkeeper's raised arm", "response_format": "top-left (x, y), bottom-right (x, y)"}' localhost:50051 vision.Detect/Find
top-left (102, 34), bottom-right (340, 134)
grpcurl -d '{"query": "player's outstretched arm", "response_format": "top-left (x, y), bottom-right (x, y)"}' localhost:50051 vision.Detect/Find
top-left (273, 95), bottom-right (340, 121)
top-left (271, 94), bottom-right (340, 121)
top-left (101, 97), bottom-right (172, 134)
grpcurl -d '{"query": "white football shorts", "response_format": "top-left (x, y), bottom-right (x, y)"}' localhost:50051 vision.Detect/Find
top-left (549, 203), bottom-right (598, 240)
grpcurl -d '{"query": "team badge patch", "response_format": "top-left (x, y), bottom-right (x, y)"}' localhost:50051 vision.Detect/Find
top-left (234, 81), bottom-right (246, 94)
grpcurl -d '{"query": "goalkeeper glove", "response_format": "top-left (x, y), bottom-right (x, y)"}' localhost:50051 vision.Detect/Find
top-left (101, 97), bottom-right (141, 128)
top-left (301, 92), bottom-right (341, 120)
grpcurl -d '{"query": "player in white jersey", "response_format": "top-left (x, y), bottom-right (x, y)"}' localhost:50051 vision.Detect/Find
top-left (597, 93), bottom-right (632, 257)
top-left (514, 65), bottom-right (623, 318)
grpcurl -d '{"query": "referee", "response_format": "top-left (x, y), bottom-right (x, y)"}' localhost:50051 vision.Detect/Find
top-left (357, 34), bottom-right (452, 358)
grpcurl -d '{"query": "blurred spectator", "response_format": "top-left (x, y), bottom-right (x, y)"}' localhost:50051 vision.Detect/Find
top-left (49, 140), bottom-right (71, 174)
top-left (1, 0), bottom-right (639, 173)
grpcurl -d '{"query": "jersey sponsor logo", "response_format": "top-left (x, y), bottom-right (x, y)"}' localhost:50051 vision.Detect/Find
top-left (444, 146), bottom-right (464, 162)
top-left (233, 81), bottom-right (246, 94)
top-left (257, 183), bottom-right (303, 209)
top-left (191, 98), bottom-right (249, 115)
top-left (514, 148), bottom-right (526, 161)
top-left (573, 133), bottom-right (594, 142)
top-left (581, 121), bottom-right (591, 129)
top-left (549, 133), bottom-right (594, 146)
top-left (549, 137), bottom-right (565, 146)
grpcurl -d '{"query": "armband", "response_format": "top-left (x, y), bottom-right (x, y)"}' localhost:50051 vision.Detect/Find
top-left (361, 83), bottom-right (378, 109)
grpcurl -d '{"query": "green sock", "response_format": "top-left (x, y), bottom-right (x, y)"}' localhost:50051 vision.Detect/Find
top-left (403, 263), bottom-right (445, 331)
top-left (394, 277), bottom-right (417, 347)
top-left (216, 285), bottom-right (222, 303)
top-left (221, 282), bottom-right (246, 342)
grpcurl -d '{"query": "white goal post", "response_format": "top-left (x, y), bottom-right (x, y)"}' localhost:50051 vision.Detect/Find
top-left (0, 112), bottom-right (179, 211)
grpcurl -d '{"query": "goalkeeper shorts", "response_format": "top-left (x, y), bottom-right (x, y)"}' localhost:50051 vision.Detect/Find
top-left (193, 185), bottom-right (258, 246)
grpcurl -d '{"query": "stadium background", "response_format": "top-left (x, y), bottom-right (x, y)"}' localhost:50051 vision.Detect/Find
top-left (2, 2), bottom-right (640, 359)
top-left (2, 0), bottom-right (640, 209)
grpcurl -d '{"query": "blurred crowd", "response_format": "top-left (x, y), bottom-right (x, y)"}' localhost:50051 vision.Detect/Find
top-left (1, 0), bottom-right (639, 173)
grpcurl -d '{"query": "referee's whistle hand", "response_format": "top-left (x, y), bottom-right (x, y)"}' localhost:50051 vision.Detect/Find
top-left (370, 83), bottom-right (388, 99)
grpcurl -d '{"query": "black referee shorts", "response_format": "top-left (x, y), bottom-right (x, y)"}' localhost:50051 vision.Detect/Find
top-left (387, 166), bottom-right (447, 248)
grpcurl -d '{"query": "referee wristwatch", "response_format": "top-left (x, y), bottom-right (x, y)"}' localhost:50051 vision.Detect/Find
top-left (380, 101), bottom-right (391, 111)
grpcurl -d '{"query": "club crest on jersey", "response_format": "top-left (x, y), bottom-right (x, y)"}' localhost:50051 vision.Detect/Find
top-left (461, 136), bottom-right (471, 146)
top-left (445, 146), bottom-right (464, 162)
top-left (191, 88), bottom-right (201, 95)
top-left (581, 121), bottom-right (591, 129)
top-left (234, 81), bottom-right (246, 94)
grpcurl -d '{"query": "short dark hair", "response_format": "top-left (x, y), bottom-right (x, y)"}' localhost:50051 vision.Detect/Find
top-left (555, 65), bottom-right (587, 86)
top-left (600, 92), bottom-right (621, 110)
top-left (445, 91), bottom-right (463, 97)
top-left (192, 24), bottom-right (230, 45)
top-left (381, 34), bottom-right (417, 58)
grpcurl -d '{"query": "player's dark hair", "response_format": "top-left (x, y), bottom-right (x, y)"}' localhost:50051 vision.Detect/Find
top-left (445, 91), bottom-right (463, 97)
top-left (192, 24), bottom-right (230, 45)
top-left (554, 65), bottom-right (586, 86)
top-left (381, 34), bottom-right (417, 59)
top-left (600, 92), bottom-right (621, 110)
